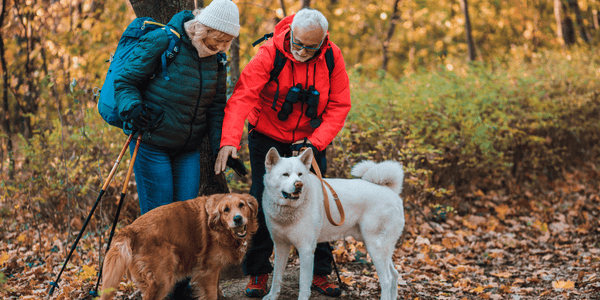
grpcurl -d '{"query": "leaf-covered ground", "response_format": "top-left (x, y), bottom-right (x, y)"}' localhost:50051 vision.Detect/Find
top-left (1, 167), bottom-right (599, 299)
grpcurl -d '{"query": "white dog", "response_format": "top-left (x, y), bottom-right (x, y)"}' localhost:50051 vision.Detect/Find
top-left (262, 147), bottom-right (405, 300)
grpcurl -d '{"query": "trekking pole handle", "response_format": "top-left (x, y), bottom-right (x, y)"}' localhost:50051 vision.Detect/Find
top-left (102, 134), bottom-right (135, 191)
top-left (121, 134), bottom-right (142, 195)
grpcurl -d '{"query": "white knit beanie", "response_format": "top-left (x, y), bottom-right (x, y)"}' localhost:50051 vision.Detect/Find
top-left (198, 0), bottom-right (240, 37)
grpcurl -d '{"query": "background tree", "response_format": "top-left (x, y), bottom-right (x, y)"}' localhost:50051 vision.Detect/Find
top-left (381, 0), bottom-right (403, 72)
top-left (555, 0), bottom-right (576, 45)
top-left (459, 0), bottom-right (476, 61)
top-left (0, 0), bottom-right (11, 178)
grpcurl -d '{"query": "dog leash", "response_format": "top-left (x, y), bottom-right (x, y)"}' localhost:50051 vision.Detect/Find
top-left (310, 158), bottom-right (345, 226)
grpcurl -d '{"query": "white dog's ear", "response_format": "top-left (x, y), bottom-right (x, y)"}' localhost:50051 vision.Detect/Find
top-left (265, 147), bottom-right (281, 172)
top-left (298, 148), bottom-right (313, 170)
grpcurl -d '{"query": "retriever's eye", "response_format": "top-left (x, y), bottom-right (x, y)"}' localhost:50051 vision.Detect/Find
top-left (283, 173), bottom-right (290, 177)
top-left (239, 202), bottom-right (245, 208)
top-left (224, 206), bottom-right (230, 213)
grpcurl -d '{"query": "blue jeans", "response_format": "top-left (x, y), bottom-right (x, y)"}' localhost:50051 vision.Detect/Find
top-left (129, 141), bottom-right (201, 214)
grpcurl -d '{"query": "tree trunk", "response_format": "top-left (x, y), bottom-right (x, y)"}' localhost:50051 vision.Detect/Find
top-left (459, 0), bottom-right (476, 61)
top-left (0, 0), bottom-right (13, 179)
top-left (127, 0), bottom-right (229, 196)
top-left (279, 0), bottom-right (287, 17)
top-left (566, 0), bottom-right (590, 42)
top-left (381, 0), bottom-right (402, 72)
top-left (554, 0), bottom-right (576, 45)
top-left (301, 0), bottom-right (311, 8)
top-left (129, 0), bottom-right (194, 23)
top-left (229, 37), bottom-right (240, 92)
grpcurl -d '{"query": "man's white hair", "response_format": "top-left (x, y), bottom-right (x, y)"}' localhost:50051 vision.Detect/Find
top-left (291, 8), bottom-right (328, 39)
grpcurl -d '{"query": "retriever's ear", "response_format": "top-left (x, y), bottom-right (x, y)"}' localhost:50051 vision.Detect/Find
top-left (265, 147), bottom-right (280, 172)
top-left (245, 194), bottom-right (258, 218)
top-left (205, 194), bottom-right (224, 231)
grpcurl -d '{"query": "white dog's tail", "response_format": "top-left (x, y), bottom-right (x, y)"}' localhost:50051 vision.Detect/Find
top-left (99, 235), bottom-right (132, 300)
top-left (351, 161), bottom-right (404, 194)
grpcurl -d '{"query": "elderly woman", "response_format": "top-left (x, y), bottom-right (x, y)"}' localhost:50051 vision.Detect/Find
top-left (115, 0), bottom-right (239, 215)
top-left (114, 1), bottom-right (240, 298)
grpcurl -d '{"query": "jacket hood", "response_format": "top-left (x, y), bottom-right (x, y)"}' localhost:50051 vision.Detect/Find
top-left (168, 10), bottom-right (195, 45)
top-left (272, 14), bottom-right (331, 63)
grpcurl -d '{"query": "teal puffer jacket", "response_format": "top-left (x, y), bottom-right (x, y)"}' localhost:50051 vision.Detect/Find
top-left (114, 10), bottom-right (226, 154)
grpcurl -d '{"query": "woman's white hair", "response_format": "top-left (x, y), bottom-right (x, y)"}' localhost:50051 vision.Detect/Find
top-left (291, 8), bottom-right (328, 39)
top-left (184, 9), bottom-right (233, 56)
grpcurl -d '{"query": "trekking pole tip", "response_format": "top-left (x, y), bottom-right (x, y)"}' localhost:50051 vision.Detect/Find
top-left (48, 281), bottom-right (59, 296)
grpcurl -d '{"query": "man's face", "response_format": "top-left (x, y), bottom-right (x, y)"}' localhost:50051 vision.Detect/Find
top-left (290, 26), bottom-right (325, 62)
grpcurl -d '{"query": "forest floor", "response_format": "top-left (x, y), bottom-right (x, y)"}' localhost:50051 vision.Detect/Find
top-left (1, 165), bottom-right (599, 299)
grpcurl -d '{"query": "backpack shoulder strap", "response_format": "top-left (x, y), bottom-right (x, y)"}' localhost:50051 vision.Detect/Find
top-left (325, 47), bottom-right (335, 77)
top-left (252, 32), bottom-right (274, 47)
top-left (270, 48), bottom-right (287, 83)
top-left (270, 48), bottom-right (287, 111)
top-left (160, 25), bottom-right (181, 81)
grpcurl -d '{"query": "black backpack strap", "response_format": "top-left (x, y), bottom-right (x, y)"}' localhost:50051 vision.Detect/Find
top-left (252, 33), bottom-right (274, 47)
top-left (325, 47), bottom-right (335, 77)
top-left (270, 48), bottom-right (287, 111)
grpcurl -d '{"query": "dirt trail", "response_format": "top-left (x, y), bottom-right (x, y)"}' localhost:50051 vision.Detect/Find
top-left (220, 264), bottom-right (382, 299)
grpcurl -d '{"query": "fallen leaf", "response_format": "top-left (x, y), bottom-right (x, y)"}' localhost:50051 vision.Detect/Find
top-left (552, 280), bottom-right (574, 289)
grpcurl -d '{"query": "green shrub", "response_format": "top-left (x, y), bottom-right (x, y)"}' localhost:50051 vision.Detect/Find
top-left (333, 47), bottom-right (600, 197)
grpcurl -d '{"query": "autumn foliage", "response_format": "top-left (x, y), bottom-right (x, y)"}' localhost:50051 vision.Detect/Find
top-left (1, 0), bottom-right (600, 298)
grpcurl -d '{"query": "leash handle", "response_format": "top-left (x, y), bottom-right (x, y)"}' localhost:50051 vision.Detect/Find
top-left (310, 157), bottom-right (345, 226)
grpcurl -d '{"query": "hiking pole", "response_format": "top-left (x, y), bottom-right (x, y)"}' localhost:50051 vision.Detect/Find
top-left (90, 134), bottom-right (142, 297)
top-left (48, 133), bottom-right (135, 297)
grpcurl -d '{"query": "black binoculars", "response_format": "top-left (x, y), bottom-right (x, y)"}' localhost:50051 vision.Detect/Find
top-left (278, 84), bottom-right (320, 125)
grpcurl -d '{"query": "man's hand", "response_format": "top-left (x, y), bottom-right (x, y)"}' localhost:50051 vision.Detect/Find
top-left (291, 138), bottom-right (316, 156)
top-left (215, 146), bottom-right (237, 175)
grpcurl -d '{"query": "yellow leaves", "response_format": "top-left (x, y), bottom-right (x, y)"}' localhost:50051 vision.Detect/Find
top-left (0, 252), bottom-right (9, 265)
top-left (78, 265), bottom-right (96, 281)
top-left (16, 235), bottom-right (26, 243)
top-left (470, 286), bottom-right (485, 293)
top-left (491, 271), bottom-right (512, 278)
top-left (552, 280), bottom-right (575, 289)
top-left (532, 220), bottom-right (548, 232)
top-left (462, 219), bottom-right (477, 230)
top-left (339, 275), bottom-right (355, 286)
top-left (494, 204), bottom-right (510, 220)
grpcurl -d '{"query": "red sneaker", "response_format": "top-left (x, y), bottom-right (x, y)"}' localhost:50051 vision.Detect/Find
top-left (311, 275), bottom-right (342, 297)
top-left (245, 274), bottom-right (269, 297)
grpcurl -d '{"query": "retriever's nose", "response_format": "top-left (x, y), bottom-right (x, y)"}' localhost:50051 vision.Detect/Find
top-left (294, 181), bottom-right (303, 190)
top-left (233, 215), bottom-right (243, 225)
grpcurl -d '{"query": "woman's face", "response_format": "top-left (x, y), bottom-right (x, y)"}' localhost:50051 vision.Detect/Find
top-left (204, 30), bottom-right (235, 52)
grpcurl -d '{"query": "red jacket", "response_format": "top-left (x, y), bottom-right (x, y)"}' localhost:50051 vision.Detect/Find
top-left (220, 14), bottom-right (351, 152)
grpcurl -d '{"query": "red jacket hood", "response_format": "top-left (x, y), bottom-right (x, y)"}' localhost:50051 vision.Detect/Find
top-left (272, 14), bottom-right (331, 63)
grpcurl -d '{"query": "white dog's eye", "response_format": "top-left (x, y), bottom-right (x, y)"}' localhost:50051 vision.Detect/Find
top-left (283, 173), bottom-right (289, 177)
top-left (298, 172), bottom-right (303, 176)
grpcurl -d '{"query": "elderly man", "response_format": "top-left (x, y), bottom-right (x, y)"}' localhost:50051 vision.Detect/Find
top-left (215, 8), bottom-right (351, 298)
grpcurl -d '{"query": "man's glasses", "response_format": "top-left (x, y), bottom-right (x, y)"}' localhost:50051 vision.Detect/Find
top-left (290, 30), bottom-right (323, 53)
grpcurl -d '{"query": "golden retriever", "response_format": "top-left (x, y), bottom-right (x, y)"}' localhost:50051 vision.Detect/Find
top-left (99, 193), bottom-right (258, 300)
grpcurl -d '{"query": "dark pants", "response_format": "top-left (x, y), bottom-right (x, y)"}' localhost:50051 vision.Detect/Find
top-left (242, 127), bottom-right (334, 276)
